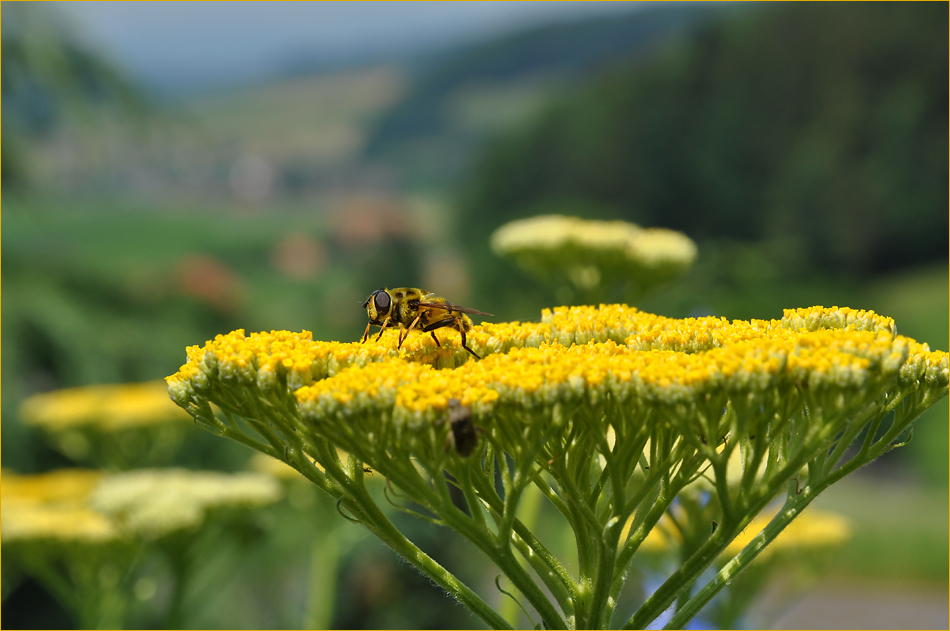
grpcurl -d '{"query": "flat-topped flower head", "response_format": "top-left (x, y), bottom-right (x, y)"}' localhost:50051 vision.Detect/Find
top-left (490, 215), bottom-right (697, 302)
top-left (21, 381), bottom-right (192, 431)
top-left (171, 304), bottom-right (936, 439)
top-left (21, 381), bottom-right (198, 468)
top-left (491, 215), bottom-right (696, 273)
top-left (167, 302), bottom-right (947, 631)
top-left (89, 469), bottom-right (281, 540)
top-left (1, 469), bottom-right (121, 544)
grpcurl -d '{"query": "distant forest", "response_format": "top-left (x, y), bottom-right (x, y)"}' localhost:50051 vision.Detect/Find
top-left (457, 2), bottom-right (948, 277)
top-left (364, 4), bottom-right (722, 157)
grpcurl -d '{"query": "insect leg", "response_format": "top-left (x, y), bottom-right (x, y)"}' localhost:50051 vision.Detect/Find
top-left (422, 317), bottom-right (481, 359)
top-left (374, 316), bottom-right (392, 342)
top-left (458, 324), bottom-right (480, 360)
top-left (429, 331), bottom-right (442, 347)
top-left (361, 322), bottom-right (373, 343)
top-left (399, 313), bottom-right (424, 349)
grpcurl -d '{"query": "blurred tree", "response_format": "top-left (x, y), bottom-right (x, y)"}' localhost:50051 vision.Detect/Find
top-left (459, 2), bottom-right (948, 281)
top-left (1, 3), bottom-right (149, 193)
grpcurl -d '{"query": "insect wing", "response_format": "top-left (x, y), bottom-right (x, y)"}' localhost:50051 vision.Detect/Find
top-left (414, 301), bottom-right (494, 317)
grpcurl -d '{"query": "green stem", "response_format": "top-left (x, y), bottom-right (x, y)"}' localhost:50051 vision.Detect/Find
top-left (287, 431), bottom-right (511, 630)
top-left (470, 470), bottom-right (578, 615)
top-left (345, 466), bottom-right (513, 630)
top-left (500, 482), bottom-right (544, 626)
top-left (665, 406), bottom-right (915, 630)
top-left (623, 446), bottom-right (811, 631)
top-left (660, 388), bottom-right (943, 630)
top-left (607, 444), bottom-right (694, 611)
top-left (588, 514), bottom-right (623, 629)
top-left (663, 491), bottom-right (811, 629)
top-left (304, 529), bottom-right (339, 629)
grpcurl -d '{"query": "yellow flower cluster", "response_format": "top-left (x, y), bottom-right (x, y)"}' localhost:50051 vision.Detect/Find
top-left (1, 469), bottom-right (121, 544)
top-left (2, 467), bottom-right (283, 545)
top-left (21, 380), bottom-right (199, 467)
top-left (21, 381), bottom-right (192, 432)
top-left (167, 327), bottom-right (475, 409)
top-left (163, 304), bottom-right (945, 631)
top-left (725, 508), bottom-right (852, 558)
top-left (168, 305), bottom-right (945, 438)
top-left (637, 507), bottom-right (851, 561)
top-left (295, 330), bottom-right (903, 421)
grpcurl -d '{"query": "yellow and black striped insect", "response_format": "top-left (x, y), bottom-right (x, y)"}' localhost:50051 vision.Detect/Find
top-left (361, 287), bottom-right (493, 359)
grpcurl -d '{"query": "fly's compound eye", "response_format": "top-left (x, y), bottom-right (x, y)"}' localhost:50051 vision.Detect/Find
top-left (373, 291), bottom-right (391, 314)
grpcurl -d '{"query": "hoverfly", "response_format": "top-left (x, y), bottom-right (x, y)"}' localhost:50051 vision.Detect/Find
top-left (361, 287), bottom-right (493, 359)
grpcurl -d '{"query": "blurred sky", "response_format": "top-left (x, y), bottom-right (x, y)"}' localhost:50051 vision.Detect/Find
top-left (53, 1), bottom-right (654, 97)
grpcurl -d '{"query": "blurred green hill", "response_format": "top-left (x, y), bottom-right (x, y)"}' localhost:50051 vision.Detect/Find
top-left (1, 4), bottom-right (151, 194)
top-left (457, 2), bottom-right (948, 278)
top-left (362, 4), bottom-right (727, 186)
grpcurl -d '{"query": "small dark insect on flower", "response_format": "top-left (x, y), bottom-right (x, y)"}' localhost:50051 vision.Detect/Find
top-left (446, 398), bottom-right (479, 457)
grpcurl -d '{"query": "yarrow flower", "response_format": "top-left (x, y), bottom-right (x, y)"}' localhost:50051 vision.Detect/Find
top-left (1, 469), bottom-right (134, 629)
top-left (89, 468), bottom-right (282, 541)
top-left (636, 505), bottom-right (851, 560)
top-left (3, 467), bottom-right (284, 628)
top-left (167, 304), bottom-right (947, 630)
top-left (20, 381), bottom-right (195, 468)
top-left (21, 381), bottom-right (193, 431)
top-left (490, 215), bottom-right (697, 303)
top-left (1, 469), bottom-right (119, 544)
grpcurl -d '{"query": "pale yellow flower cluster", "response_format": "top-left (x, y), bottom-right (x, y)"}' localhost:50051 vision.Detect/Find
top-left (2, 467), bottom-right (284, 631)
top-left (490, 216), bottom-right (697, 280)
top-left (781, 306), bottom-right (897, 335)
top-left (89, 468), bottom-right (282, 540)
top-left (489, 215), bottom-right (697, 299)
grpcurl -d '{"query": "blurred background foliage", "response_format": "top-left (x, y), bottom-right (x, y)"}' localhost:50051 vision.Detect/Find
top-left (2, 2), bottom-right (947, 628)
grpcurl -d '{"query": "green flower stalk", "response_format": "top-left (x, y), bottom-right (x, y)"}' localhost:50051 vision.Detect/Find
top-left (2, 468), bottom-right (282, 629)
top-left (167, 305), bottom-right (947, 629)
top-left (20, 381), bottom-right (195, 469)
top-left (635, 486), bottom-right (852, 628)
top-left (251, 453), bottom-right (351, 629)
top-left (89, 468), bottom-right (282, 627)
top-left (490, 215), bottom-right (697, 304)
top-left (1, 469), bottom-right (135, 629)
